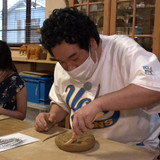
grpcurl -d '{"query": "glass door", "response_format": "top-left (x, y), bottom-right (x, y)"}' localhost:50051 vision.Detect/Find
top-left (69, 0), bottom-right (160, 59)
top-left (69, 0), bottom-right (111, 35)
top-left (111, 0), bottom-right (156, 52)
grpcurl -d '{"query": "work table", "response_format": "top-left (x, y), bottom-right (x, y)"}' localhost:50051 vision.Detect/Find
top-left (0, 115), bottom-right (159, 160)
top-left (0, 115), bottom-right (33, 136)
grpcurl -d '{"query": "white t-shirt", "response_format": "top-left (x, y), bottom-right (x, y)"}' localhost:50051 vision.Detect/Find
top-left (49, 35), bottom-right (160, 152)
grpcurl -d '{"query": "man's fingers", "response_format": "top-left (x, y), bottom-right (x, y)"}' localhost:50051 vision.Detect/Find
top-left (86, 121), bottom-right (94, 129)
top-left (48, 113), bottom-right (56, 124)
top-left (78, 115), bottom-right (92, 132)
top-left (72, 116), bottom-right (84, 135)
top-left (34, 113), bottom-right (51, 132)
top-left (34, 122), bottom-right (46, 132)
top-left (34, 119), bottom-right (47, 132)
top-left (72, 114), bottom-right (93, 135)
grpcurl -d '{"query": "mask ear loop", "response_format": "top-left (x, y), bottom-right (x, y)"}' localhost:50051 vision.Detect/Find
top-left (89, 46), bottom-right (98, 64)
top-left (89, 46), bottom-right (91, 57)
top-left (95, 50), bottom-right (98, 63)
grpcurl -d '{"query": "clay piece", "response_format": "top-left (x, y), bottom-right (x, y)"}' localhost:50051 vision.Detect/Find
top-left (55, 130), bottom-right (96, 152)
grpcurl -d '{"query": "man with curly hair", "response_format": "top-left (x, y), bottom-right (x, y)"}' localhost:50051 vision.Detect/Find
top-left (35, 7), bottom-right (160, 153)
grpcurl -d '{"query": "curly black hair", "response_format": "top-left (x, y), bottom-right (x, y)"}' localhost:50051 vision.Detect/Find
top-left (40, 7), bottom-right (100, 56)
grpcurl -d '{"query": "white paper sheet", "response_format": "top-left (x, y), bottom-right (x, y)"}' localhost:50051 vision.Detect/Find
top-left (0, 133), bottom-right (40, 152)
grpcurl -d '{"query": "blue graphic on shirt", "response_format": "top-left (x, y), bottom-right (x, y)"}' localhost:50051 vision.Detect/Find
top-left (65, 84), bottom-right (120, 129)
top-left (93, 111), bottom-right (120, 129)
top-left (143, 66), bottom-right (153, 75)
top-left (65, 85), bottom-right (75, 107)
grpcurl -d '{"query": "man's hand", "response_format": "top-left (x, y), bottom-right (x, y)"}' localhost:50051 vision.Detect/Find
top-left (34, 103), bottom-right (69, 132)
top-left (34, 113), bottom-right (56, 132)
top-left (72, 100), bottom-right (102, 135)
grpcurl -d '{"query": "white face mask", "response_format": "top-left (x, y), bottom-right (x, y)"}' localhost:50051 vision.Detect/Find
top-left (67, 49), bottom-right (98, 82)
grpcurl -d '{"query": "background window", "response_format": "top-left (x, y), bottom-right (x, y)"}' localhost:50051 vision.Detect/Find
top-left (0, 0), bottom-right (45, 46)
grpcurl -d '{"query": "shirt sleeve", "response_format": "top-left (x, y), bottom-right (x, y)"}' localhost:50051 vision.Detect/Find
top-left (116, 35), bottom-right (160, 114)
top-left (49, 63), bottom-right (71, 114)
top-left (115, 35), bottom-right (160, 91)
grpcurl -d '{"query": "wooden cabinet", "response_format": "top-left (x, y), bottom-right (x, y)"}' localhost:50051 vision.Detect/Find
top-left (69, 0), bottom-right (160, 60)
top-left (69, 0), bottom-right (111, 35)
top-left (110, 0), bottom-right (160, 60)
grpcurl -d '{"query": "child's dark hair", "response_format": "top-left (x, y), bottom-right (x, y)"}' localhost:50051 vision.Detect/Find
top-left (0, 40), bottom-right (17, 72)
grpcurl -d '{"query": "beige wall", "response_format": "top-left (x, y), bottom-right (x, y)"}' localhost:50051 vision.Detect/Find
top-left (46, 0), bottom-right (66, 18)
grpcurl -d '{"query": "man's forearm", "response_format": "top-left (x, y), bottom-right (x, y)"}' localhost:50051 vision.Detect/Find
top-left (49, 103), bottom-right (68, 123)
top-left (96, 84), bottom-right (160, 111)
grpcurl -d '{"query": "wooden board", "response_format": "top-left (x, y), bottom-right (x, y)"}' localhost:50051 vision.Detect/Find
top-left (0, 118), bottom-right (33, 136)
top-left (0, 127), bottom-right (159, 160)
top-left (0, 115), bottom-right (11, 121)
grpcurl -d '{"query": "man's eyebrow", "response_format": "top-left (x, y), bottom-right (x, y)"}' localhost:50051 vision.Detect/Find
top-left (68, 52), bottom-right (77, 59)
top-left (55, 52), bottom-right (78, 62)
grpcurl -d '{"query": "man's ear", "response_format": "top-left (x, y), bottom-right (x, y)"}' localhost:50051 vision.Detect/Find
top-left (89, 38), bottom-right (98, 50)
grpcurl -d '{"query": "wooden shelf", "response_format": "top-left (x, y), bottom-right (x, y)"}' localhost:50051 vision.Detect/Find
top-left (13, 57), bottom-right (57, 64)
